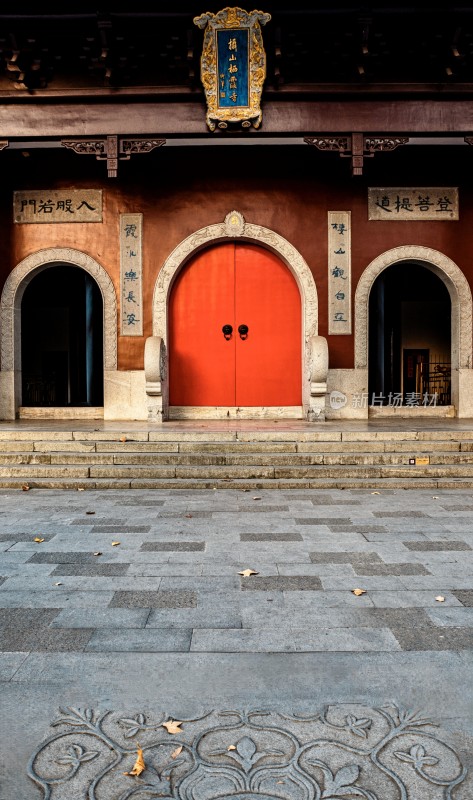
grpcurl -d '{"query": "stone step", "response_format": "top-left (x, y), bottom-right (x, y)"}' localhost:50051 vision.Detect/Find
top-left (2, 429), bottom-right (473, 444)
top-left (0, 438), bottom-right (473, 455)
top-left (0, 426), bottom-right (473, 488)
top-left (3, 450), bottom-right (473, 466)
top-left (2, 476), bottom-right (473, 491)
top-left (2, 461), bottom-right (473, 480)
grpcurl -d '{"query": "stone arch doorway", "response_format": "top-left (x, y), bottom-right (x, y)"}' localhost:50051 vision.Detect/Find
top-left (368, 262), bottom-right (452, 406)
top-left (21, 265), bottom-right (104, 408)
top-left (355, 246), bottom-right (473, 415)
top-left (151, 212), bottom-right (323, 420)
top-left (0, 247), bottom-right (117, 419)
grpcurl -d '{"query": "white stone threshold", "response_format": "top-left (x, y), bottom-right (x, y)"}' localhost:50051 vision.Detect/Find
top-left (169, 406), bottom-right (304, 420)
top-left (368, 405), bottom-right (455, 419)
top-left (18, 407), bottom-right (104, 420)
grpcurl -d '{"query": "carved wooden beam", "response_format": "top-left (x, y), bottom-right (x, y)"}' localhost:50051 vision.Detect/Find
top-left (304, 134), bottom-right (409, 176)
top-left (62, 135), bottom-right (166, 177)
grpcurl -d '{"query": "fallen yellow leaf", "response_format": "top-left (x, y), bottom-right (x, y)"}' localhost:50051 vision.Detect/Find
top-left (352, 588), bottom-right (367, 596)
top-left (227, 745), bottom-right (236, 751)
top-left (432, 496), bottom-right (440, 500)
top-left (435, 595), bottom-right (446, 602)
top-left (53, 582), bottom-right (63, 586)
top-left (77, 488), bottom-right (85, 492)
top-left (22, 484), bottom-right (30, 491)
top-left (371, 491), bottom-right (380, 495)
top-left (33, 537), bottom-right (45, 543)
top-left (124, 746), bottom-right (146, 777)
top-left (111, 541), bottom-right (121, 547)
top-left (162, 719), bottom-right (183, 734)
top-left (238, 569), bottom-right (259, 578)
top-left (93, 552), bottom-right (102, 556)
top-left (171, 745), bottom-right (183, 759)
top-left (253, 496), bottom-right (261, 500)
top-left (120, 436), bottom-right (127, 442)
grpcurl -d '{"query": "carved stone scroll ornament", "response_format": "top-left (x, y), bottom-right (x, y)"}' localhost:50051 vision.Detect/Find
top-left (145, 336), bottom-right (166, 397)
top-left (194, 7), bottom-right (271, 131)
top-left (310, 335), bottom-right (329, 397)
top-left (62, 136), bottom-right (166, 177)
top-left (27, 704), bottom-right (468, 799)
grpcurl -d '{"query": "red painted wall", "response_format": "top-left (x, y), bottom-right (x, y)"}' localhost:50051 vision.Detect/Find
top-left (0, 143), bottom-right (471, 372)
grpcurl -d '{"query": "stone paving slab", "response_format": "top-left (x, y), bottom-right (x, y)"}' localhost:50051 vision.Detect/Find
top-left (0, 486), bottom-right (472, 798)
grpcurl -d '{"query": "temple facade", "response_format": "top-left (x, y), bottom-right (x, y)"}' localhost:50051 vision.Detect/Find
top-left (0, 3), bottom-right (472, 422)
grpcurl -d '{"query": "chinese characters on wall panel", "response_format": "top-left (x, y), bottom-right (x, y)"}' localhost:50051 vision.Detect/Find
top-left (120, 213), bottom-right (143, 336)
top-left (328, 211), bottom-right (351, 335)
top-left (368, 188), bottom-right (459, 220)
top-left (14, 190), bottom-right (102, 223)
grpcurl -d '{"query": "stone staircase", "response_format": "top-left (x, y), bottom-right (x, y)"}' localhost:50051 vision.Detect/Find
top-left (1, 425), bottom-right (473, 489)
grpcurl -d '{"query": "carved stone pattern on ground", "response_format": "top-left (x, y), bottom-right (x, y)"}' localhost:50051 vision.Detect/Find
top-left (28, 703), bottom-right (467, 799)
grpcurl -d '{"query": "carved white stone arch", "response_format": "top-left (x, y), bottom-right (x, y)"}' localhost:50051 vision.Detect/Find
top-left (0, 248), bottom-right (118, 419)
top-left (355, 245), bottom-right (472, 369)
top-left (151, 213), bottom-right (321, 418)
top-left (153, 213), bottom-right (318, 340)
top-left (1, 247), bottom-right (117, 373)
top-left (354, 245), bottom-right (473, 414)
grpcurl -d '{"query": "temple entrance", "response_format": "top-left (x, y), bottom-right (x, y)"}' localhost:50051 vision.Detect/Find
top-left (168, 242), bottom-right (302, 414)
top-left (368, 262), bottom-right (451, 408)
top-left (21, 265), bottom-right (104, 407)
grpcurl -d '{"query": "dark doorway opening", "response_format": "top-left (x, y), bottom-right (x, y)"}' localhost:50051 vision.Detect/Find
top-left (369, 263), bottom-right (451, 406)
top-left (21, 265), bottom-right (104, 407)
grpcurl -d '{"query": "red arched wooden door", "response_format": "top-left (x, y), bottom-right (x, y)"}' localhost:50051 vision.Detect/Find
top-left (168, 242), bottom-right (301, 408)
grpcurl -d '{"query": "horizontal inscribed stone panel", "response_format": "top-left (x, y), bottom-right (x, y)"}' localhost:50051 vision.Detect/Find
top-left (368, 187), bottom-right (459, 220)
top-left (13, 190), bottom-right (102, 223)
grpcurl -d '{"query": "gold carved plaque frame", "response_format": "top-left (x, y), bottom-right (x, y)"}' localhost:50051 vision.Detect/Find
top-left (194, 6), bottom-right (271, 131)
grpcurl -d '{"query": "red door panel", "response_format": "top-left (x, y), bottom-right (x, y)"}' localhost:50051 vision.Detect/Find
top-left (235, 244), bottom-right (301, 406)
top-left (168, 243), bottom-right (235, 406)
top-left (168, 242), bottom-right (301, 407)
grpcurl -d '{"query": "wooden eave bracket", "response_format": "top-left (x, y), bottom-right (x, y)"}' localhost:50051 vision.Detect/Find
top-left (304, 133), bottom-right (409, 176)
top-left (61, 135), bottom-right (166, 177)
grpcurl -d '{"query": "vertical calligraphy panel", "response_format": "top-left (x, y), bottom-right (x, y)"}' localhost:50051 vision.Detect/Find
top-left (216, 28), bottom-right (249, 108)
top-left (328, 211), bottom-right (351, 335)
top-left (120, 213), bottom-right (143, 336)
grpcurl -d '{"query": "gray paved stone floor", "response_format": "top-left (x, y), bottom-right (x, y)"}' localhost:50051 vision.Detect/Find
top-left (0, 487), bottom-right (472, 798)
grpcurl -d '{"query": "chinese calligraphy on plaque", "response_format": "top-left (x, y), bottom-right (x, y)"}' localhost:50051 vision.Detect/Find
top-left (194, 7), bottom-right (271, 131)
top-left (217, 28), bottom-right (249, 108)
top-left (328, 211), bottom-right (351, 335)
top-left (120, 213), bottom-right (143, 336)
top-left (14, 190), bottom-right (102, 223)
top-left (368, 188), bottom-right (459, 220)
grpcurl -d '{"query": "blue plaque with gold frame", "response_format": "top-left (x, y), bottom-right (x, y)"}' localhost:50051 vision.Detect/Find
top-left (194, 7), bottom-right (271, 131)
